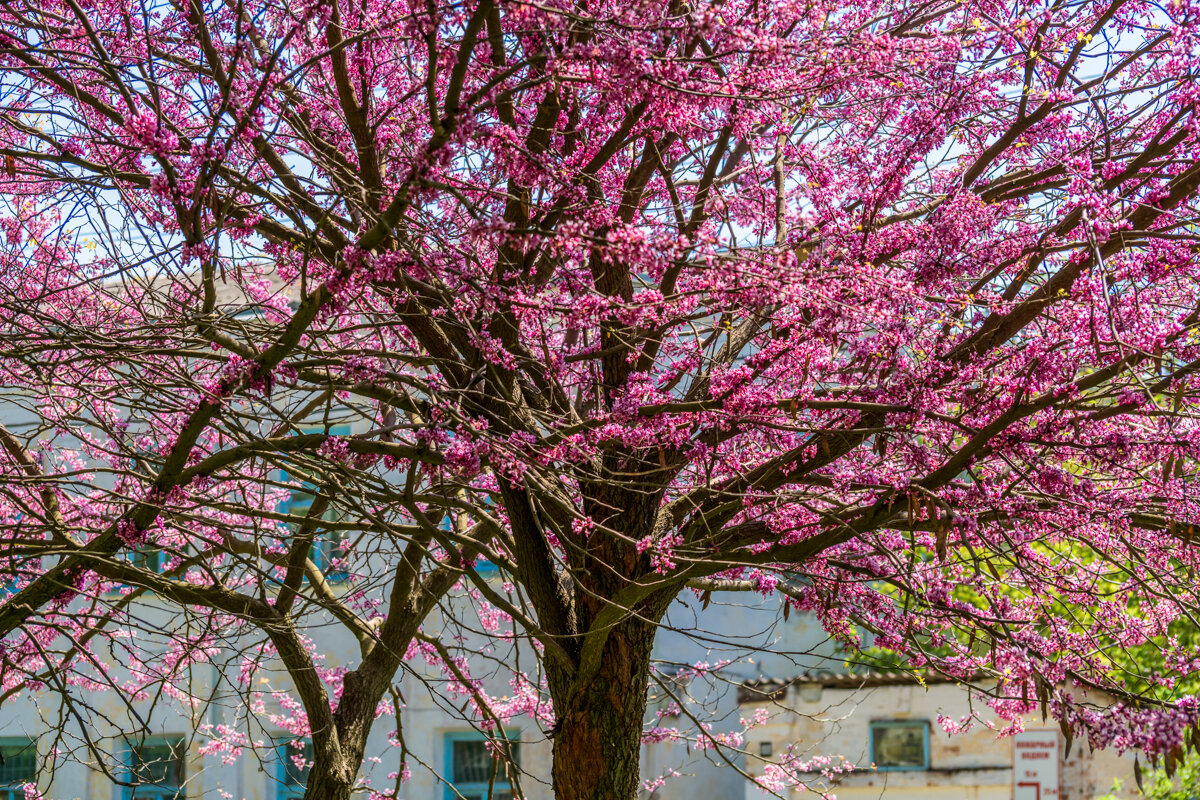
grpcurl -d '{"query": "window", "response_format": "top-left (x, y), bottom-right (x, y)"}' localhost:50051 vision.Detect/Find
top-left (1, 513), bottom-right (41, 596)
top-left (279, 425), bottom-right (352, 583)
top-left (869, 721), bottom-right (929, 771)
top-left (121, 448), bottom-right (173, 577)
top-left (122, 738), bottom-right (186, 800)
top-left (1, 558), bottom-right (35, 597)
top-left (441, 515), bottom-right (499, 577)
top-left (758, 741), bottom-right (773, 758)
top-left (279, 475), bottom-right (349, 582)
top-left (275, 739), bottom-right (311, 800)
top-left (443, 496), bottom-right (507, 578)
top-left (444, 732), bottom-right (519, 800)
top-left (0, 738), bottom-right (36, 800)
top-left (103, 544), bottom-right (170, 597)
top-left (472, 557), bottom-right (500, 576)
top-left (129, 546), bottom-right (165, 574)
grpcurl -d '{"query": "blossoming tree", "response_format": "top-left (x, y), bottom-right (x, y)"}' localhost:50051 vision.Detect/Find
top-left (3, 0), bottom-right (1200, 798)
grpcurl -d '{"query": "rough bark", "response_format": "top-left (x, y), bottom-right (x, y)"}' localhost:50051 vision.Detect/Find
top-left (551, 617), bottom-right (657, 800)
top-left (546, 474), bottom-right (667, 800)
top-left (300, 671), bottom-right (376, 800)
top-left (302, 757), bottom-right (359, 800)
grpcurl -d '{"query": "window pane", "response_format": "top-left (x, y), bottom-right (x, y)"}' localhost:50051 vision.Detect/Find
top-left (0, 740), bottom-right (35, 786)
top-left (281, 484), bottom-right (348, 582)
top-left (872, 723), bottom-right (925, 768)
top-left (321, 537), bottom-right (349, 581)
top-left (452, 740), bottom-right (493, 784)
top-left (129, 547), bottom-right (162, 573)
top-left (130, 740), bottom-right (184, 791)
top-left (452, 788), bottom-right (513, 800)
top-left (283, 740), bottom-right (312, 788)
top-left (450, 738), bottom-right (519, 785)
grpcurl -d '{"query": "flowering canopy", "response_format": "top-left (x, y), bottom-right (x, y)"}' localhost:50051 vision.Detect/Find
top-left (2, 0), bottom-right (1200, 797)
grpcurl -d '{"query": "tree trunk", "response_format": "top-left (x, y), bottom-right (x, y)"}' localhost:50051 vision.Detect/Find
top-left (302, 726), bottom-right (368, 800)
top-left (301, 763), bottom-right (356, 800)
top-left (551, 618), bottom-right (656, 800)
top-left (302, 672), bottom-right (376, 800)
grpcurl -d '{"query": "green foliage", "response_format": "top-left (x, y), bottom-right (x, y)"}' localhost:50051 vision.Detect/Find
top-left (854, 538), bottom-right (1200, 706)
top-left (1099, 752), bottom-right (1200, 800)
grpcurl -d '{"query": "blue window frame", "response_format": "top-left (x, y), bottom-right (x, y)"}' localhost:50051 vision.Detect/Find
top-left (440, 515), bottom-right (499, 576)
top-left (279, 475), bottom-right (349, 581)
top-left (278, 426), bottom-right (352, 582)
top-left (274, 738), bottom-right (311, 800)
top-left (869, 720), bottom-right (929, 771)
top-left (121, 738), bottom-right (186, 800)
top-left (101, 544), bottom-right (168, 597)
top-left (1, 513), bottom-right (29, 596)
top-left (0, 738), bottom-right (36, 800)
top-left (472, 557), bottom-right (500, 576)
top-left (129, 546), bottom-right (166, 574)
top-left (1, 566), bottom-right (23, 598)
top-left (120, 450), bottom-right (174, 577)
top-left (443, 731), bottom-right (519, 800)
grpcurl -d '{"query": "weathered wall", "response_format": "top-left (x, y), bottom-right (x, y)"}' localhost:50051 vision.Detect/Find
top-left (740, 679), bottom-right (1138, 800)
top-left (0, 585), bottom-right (839, 800)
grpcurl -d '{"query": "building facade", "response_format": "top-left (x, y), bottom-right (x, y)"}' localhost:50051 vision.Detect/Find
top-left (0, 276), bottom-right (851, 800)
top-left (739, 672), bottom-right (1138, 800)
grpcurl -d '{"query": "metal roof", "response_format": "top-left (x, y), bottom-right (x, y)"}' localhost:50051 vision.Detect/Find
top-left (737, 669), bottom-right (970, 704)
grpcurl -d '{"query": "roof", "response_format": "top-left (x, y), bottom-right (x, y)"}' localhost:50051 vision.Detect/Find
top-left (95, 266), bottom-right (293, 319)
top-left (737, 669), bottom-right (973, 704)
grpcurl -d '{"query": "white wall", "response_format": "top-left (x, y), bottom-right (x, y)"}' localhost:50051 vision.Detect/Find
top-left (739, 680), bottom-right (1138, 800)
top-left (644, 593), bottom-right (850, 800)
top-left (0, 589), bottom-right (847, 799)
top-left (0, 396), bottom-right (851, 800)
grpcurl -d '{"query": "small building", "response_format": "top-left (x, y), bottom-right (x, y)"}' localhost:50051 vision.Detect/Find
top-left (738, 672), bottom-right (1138, 800)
